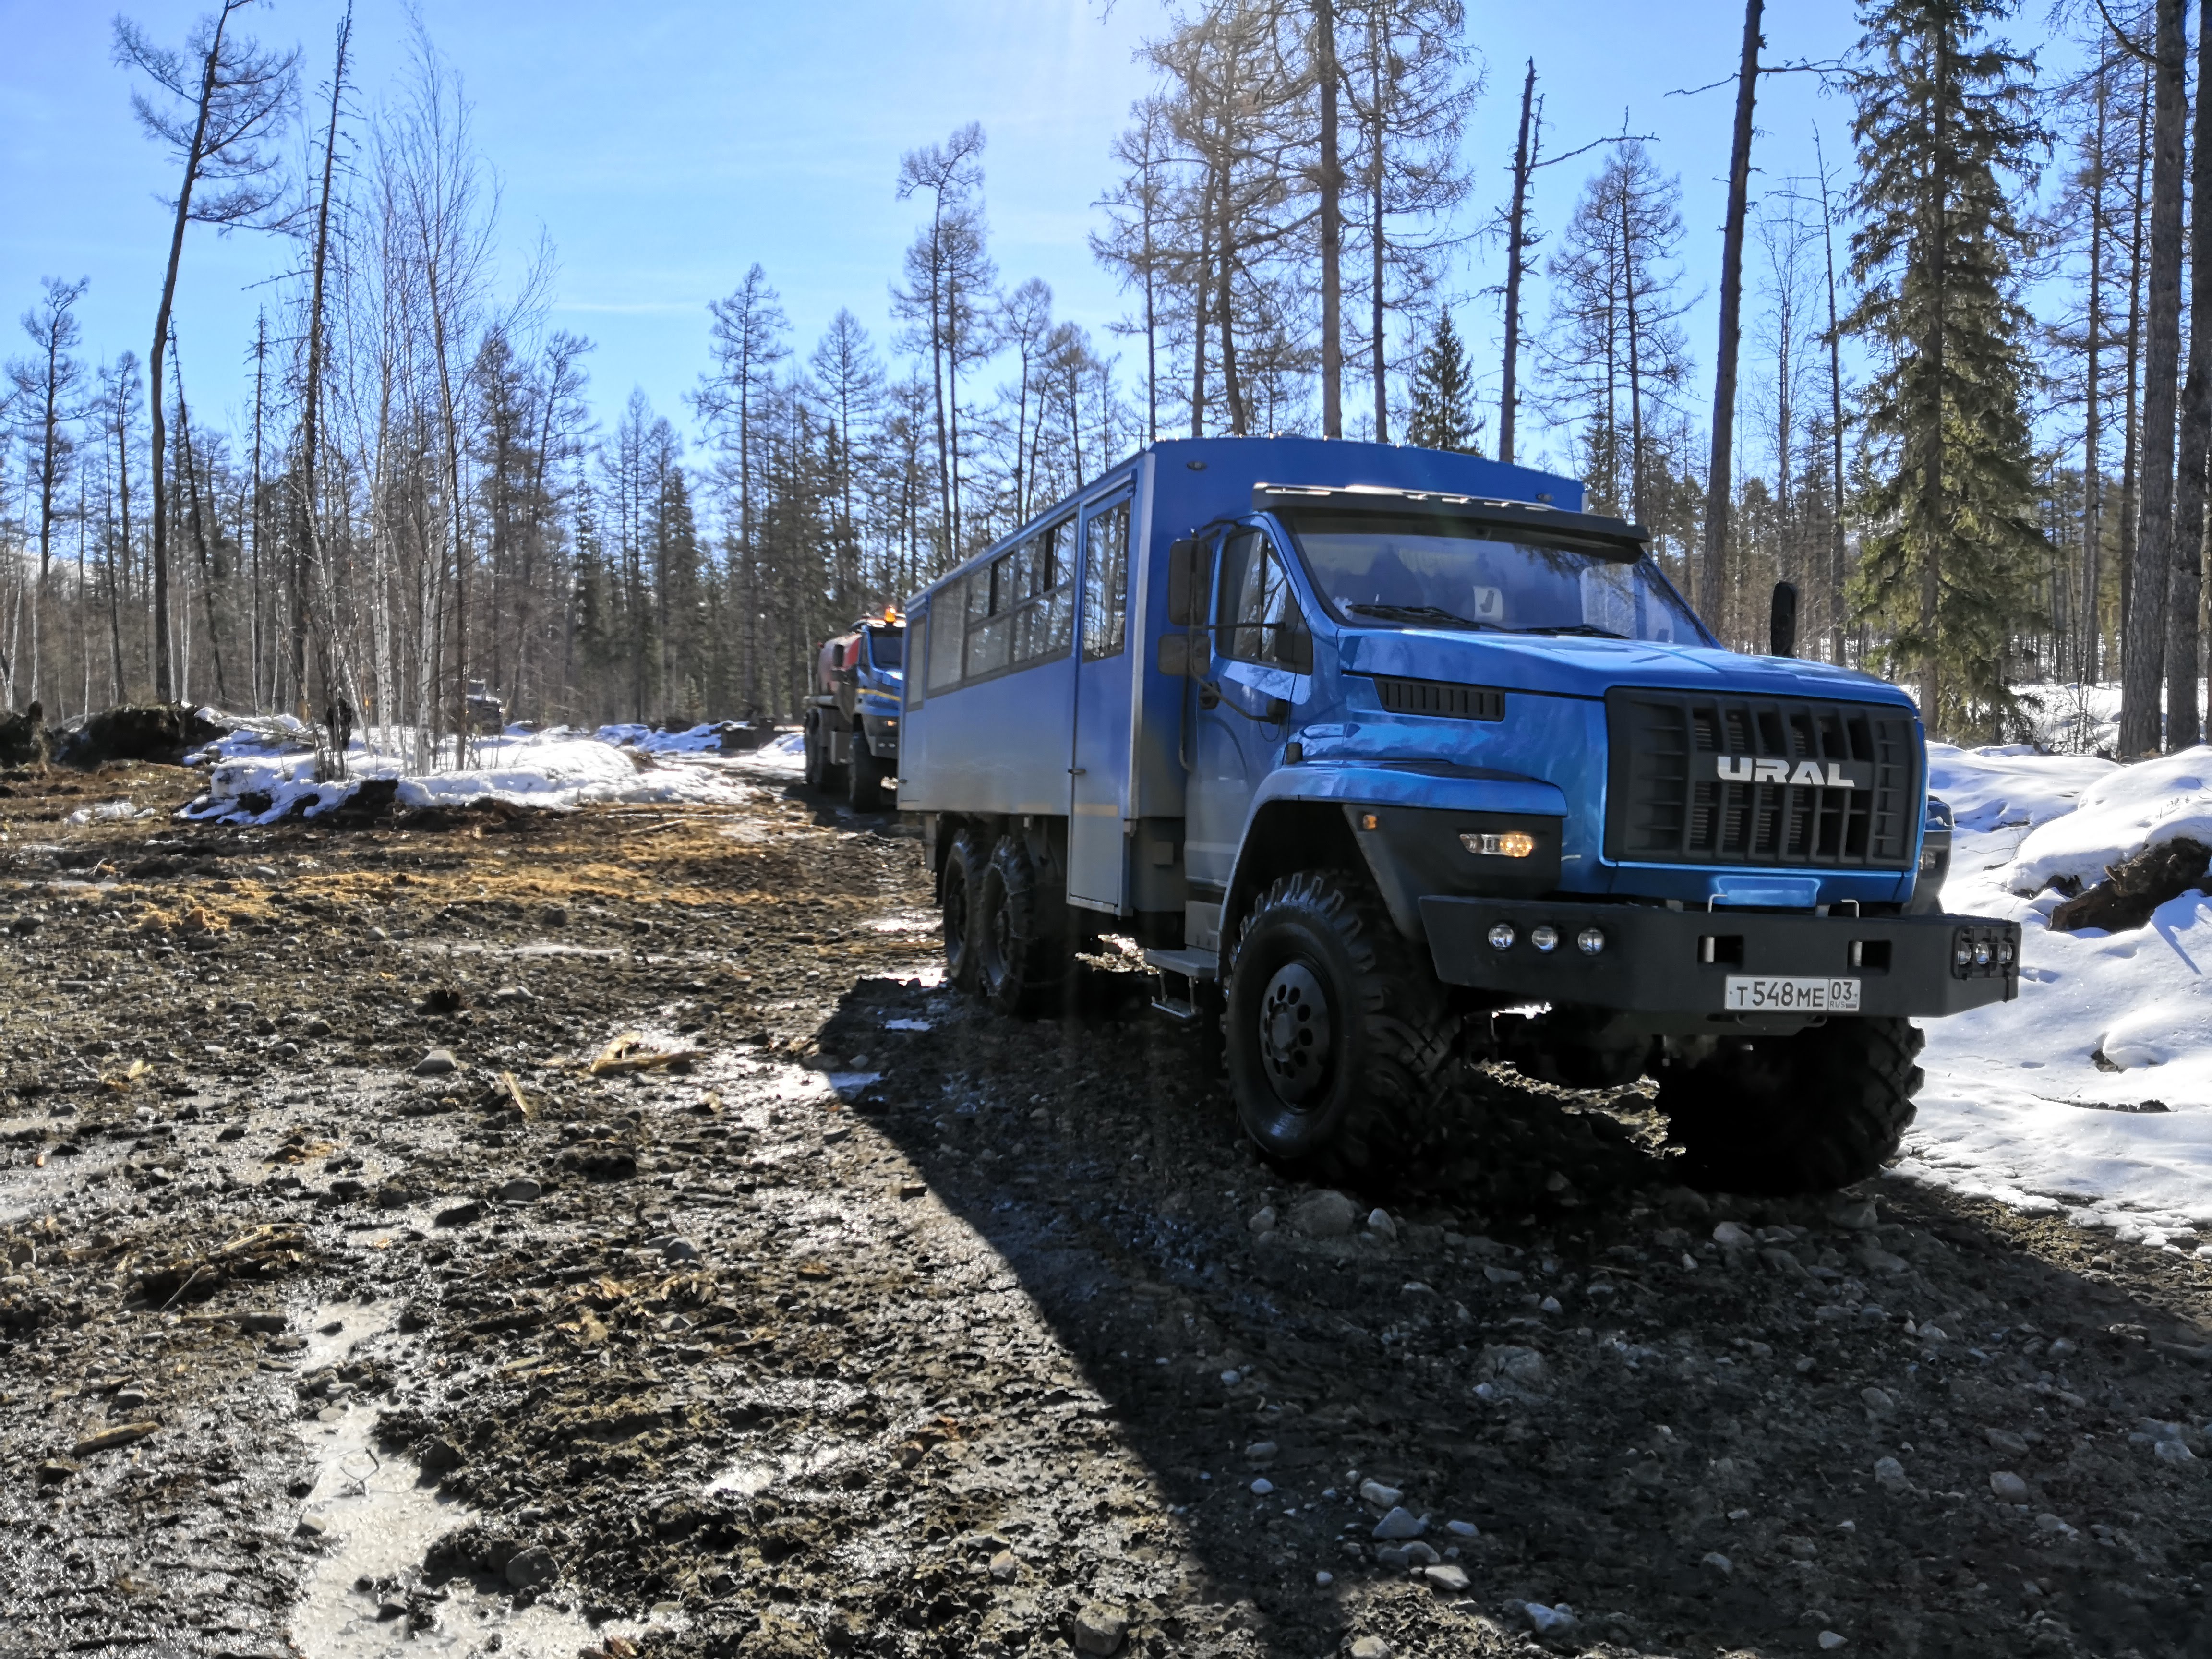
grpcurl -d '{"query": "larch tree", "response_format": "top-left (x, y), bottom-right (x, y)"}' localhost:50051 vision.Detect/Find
top-left (113, 0), bottom-right (296, 705)
top-left (892, 123), bottom-right (995, 562)
top-left (1845, 0), bottom-right (2048, 741)
top-left (1542, 143), bottom-right (1693, 529)
top-left (7, 276), bottom-right (91, 698)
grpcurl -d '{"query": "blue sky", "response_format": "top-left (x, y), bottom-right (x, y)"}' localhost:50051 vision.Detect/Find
top-left (0, 0), bottom-right (2068, 481)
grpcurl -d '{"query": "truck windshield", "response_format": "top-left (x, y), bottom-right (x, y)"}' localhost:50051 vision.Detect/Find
top-left (1280, 509), bottom-right (1704, 644)
top-left (866, 627), bottom-right (905, 670)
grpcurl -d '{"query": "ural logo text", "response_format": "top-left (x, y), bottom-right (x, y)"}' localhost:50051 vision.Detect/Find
top-left (1716, 756), bottom-right (1855, 788)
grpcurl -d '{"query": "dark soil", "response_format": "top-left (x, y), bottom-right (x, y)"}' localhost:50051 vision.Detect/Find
top-left (2050, 839), bottom-right (2212, 935)
top-left (0, 757), bottom-right (2208, 1659)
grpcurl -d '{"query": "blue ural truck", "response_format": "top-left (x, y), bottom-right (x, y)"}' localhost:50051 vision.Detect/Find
top-left (895, 437), bottom-right (2018, 1194)
top-left (804, 615), bottom-right (906, 810)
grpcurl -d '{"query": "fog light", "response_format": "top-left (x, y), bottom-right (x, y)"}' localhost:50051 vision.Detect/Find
top-left (1531, 924), bottom-right (1559, 953)
top-left (1973, 940), bottom-right (1992, 967)
top-left (1576, 927), bottom-right (1605, 956)
top-left (1997, 940), bottom-right (2014, 965)
top-left (1462, 830), bottom-right (1537, 858)
top-left (1954, 938), bottom-right (1973, 966)
top-left (1486, 922), bottom-right (1515, 950)
top-left (1920, 847), bottom-right (1940, 874)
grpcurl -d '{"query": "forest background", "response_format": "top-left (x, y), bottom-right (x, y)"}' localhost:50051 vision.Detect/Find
top-left (0, 0), bottom-right (2197, 757)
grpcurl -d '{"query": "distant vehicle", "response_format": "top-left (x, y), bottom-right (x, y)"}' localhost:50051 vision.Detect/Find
top-left (893, 435), bottom-right (2018, 1195)
top-left (464, 679), bottom-right (506, 735)
top-left (805, 614), bottom-right (905, 809)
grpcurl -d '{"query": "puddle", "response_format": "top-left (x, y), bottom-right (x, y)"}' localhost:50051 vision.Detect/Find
top-left (866, 911), bottom-right (938, 934)
top-left (882, 1018), bottom-right (932, 1032)
top-left (827, 1071), bottom-right (883, 1098)
top-left (286, 1301), bottom-right (670, 1658)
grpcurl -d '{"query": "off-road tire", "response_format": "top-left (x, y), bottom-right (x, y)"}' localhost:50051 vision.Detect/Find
top-left (802, 718), bottom-right (824, 789)
top-left (1224, 869), bottom-right (1459, 1183)
top-left (1657, 1016), bottom-right (1923, 1195)
top-left (973, 835), bottom-right (1072, 1016)
top-left (939, 829), bottom-right (986, 994)
top-left (847, 739), bottom-right (889, 812)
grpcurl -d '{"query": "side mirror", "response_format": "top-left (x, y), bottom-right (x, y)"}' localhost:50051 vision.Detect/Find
top-left (1166, 537), bottom-right (1209, 626)
top-left (1768, 580), bottom-right (1799, 659)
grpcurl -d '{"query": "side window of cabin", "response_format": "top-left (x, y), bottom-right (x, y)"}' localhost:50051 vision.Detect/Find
top-left (1219, 528), bottom-right (1311, 672)
top-left (906, 604), bottom-right (927, 708)
top-left (1082, 496), bottom-right (1131, 660)
top-left (926, 590), bottom-right (963, 692)
top-left (1017, 518), bottom-right (1075, 664)
top-left (965, 559), bottom-right (1013, 679)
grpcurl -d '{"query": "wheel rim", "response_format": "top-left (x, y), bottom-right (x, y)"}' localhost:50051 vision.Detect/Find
top-left (1258, 958), bottom-right (1332, 1106)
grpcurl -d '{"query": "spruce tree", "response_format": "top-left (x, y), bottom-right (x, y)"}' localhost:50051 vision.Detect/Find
top-left (1407, 310), bottom-right (1480, 454)
top-left (1844, 0), bottom-right (2049, 741)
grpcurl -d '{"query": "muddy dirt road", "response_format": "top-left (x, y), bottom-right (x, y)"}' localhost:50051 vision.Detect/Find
top-left (0, 755), bottom-right (2209, 1659)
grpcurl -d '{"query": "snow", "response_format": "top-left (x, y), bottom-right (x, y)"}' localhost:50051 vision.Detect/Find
top-left (178, 723), bottom-right (755, 826)
top-left (2000, 746), bottom-right (2212, 894)
top-left (1910, 744), bottom-right (2212, 1239)
top-left (596, 722), bottom-right (740, 755)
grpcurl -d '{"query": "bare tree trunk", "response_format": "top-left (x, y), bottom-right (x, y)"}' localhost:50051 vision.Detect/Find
top-left (169, 333), bottom-right (229, 704)
top-left (1815, 126), bottom-right (1849, 666)
top-left (2084, 71), bottom-right (2109, 685)
top-left (296, 6), bottom-right (351, 722)
top-left (1499, 60), bottom-right (1536, 466)
top-left (143, 7), bottom-right (246, 706)
top-left (2120, 67), bottom-right (2150, 679)
top-left (2120, 0), bottom-right (2186, 757)
top-left (1698, 0), bottom-right (1763, 618)
top-left (2168, 0), bottom-right (2212, 747)
top-left (1315, 0), bottom-right (1343, 438)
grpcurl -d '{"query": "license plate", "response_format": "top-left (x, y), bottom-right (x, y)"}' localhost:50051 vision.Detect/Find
top-left (1723, 975), bottom-right (1860, 1012)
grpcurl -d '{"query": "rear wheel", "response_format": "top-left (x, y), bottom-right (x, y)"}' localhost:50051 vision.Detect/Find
top-left (974, 835), bottom-right (1071, 1016)
top-left (1224, 869), bottom-right (1459, 1182)
top-left (1657, 1016), bottom-right (1923, 1195)
top-left (802, 717), bottom-right (823, 789)
top-left (939, 829), bottom-right (985, 994)
top-left (847, 739), bottom-right (889, 812)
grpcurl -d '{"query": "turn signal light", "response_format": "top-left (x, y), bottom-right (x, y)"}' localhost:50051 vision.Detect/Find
top-left (1462, 830), bottom-right (1536, 858)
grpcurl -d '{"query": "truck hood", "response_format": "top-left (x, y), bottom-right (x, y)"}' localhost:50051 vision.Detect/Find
top-left (1337, 628), bottom-right (1917, 710)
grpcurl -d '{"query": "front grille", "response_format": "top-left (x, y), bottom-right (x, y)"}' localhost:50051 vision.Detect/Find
top-left (1373, 676), bottom-right (1504, 721)
top-left (1605, 688), bottom-right (1920, 871)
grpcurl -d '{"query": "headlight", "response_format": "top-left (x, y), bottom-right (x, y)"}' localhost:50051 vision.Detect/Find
top-left (1462, 830), bottom-right (1536, 858)
top-left (1530, 925), bottom-right (1559, 953)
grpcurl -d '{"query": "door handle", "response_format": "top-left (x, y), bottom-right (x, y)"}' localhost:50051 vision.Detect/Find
top-left (1198, 681), bottom-right (1221, 710)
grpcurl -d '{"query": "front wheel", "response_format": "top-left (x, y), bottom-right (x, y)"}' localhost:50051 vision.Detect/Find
top-left (847, 739), bottom-right (889, 812)
top-left (1224, 870), bottom-right (1459, 1183)
top-left (1657, 1016), bottom-right (1923, 1195)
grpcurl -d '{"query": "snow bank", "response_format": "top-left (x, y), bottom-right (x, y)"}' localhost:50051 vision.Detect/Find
top-left (1912, 745), bottom-right (2212, 1239)
top-left (2001, 745), bottom-right (2212, 894)
top-left (597, 722), bottom-right (730, 755)
top-left (179, 725), bottom-right (754, 826)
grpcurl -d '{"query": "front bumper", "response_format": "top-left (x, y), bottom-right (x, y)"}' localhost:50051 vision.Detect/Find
top-left (1420, 895), bottom-right (2018, 1019)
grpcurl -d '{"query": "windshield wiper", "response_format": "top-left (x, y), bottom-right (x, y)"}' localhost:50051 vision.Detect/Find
top-left (1346, 602), bottom-right (1500, 629)
top-left (1509, 623), bottom-right (1630, 639)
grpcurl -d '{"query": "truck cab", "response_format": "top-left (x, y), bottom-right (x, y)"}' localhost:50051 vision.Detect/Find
top-left (897, 439), bottom-right (2015, 1196)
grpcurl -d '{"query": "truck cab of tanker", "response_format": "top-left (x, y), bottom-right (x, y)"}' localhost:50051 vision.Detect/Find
top-left (897, 437), bottom-right (2016, 1196)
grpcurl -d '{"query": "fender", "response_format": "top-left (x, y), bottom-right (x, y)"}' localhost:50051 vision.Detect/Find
top-left (1217, 761), bottom-right (1568, 949)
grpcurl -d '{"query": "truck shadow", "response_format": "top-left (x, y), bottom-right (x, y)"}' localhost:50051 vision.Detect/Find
top-left (814, 966), bottom-right (2212, 1659)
